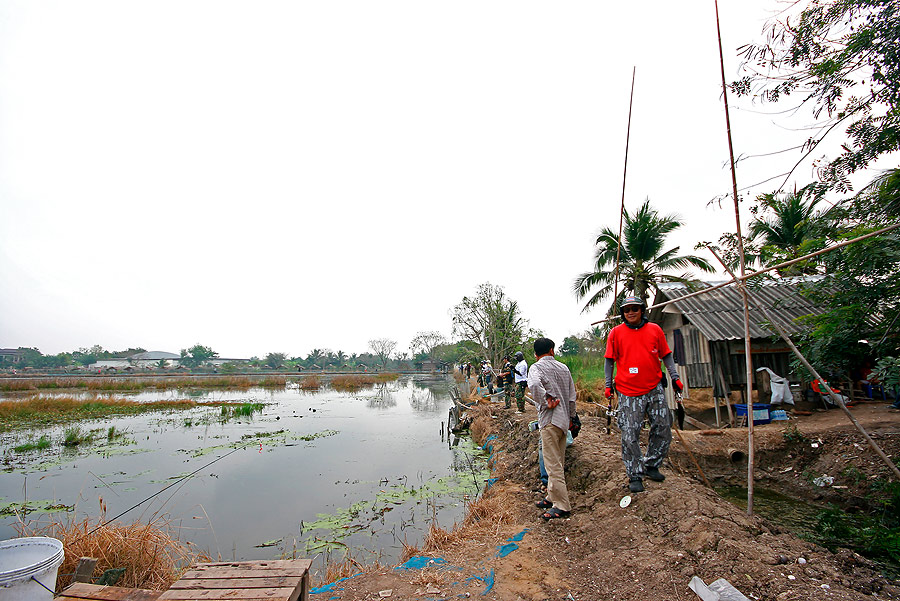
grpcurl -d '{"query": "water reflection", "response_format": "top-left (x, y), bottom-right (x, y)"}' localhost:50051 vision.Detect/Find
top-left (366, 382), bottom-right (397, 409)
top-left (0, 376), bottom-right (488, 570)
top-left (408, 388), bottom-right (438, 412)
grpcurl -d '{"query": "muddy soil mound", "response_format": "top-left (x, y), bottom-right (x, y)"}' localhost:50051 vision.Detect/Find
top-left (315, 402), bottom-right (899, 600)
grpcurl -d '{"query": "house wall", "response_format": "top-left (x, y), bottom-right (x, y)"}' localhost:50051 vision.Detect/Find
top-left (658, 313), bottom-right (714, 390)
top-left (724, 340), bottom-right (795, 387)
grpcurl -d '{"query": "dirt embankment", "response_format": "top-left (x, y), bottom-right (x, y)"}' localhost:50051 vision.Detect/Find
top-left (319, 400), bottom-right (900, 600)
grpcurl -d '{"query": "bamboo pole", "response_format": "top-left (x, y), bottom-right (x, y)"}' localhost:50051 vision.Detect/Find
top-left (612, 66), bottom-right (636, 306)
top-left (715, 0), bottom-right (755, 515)
top-left (707, 247), bottom-right (900, 481)
top-left (590, 222), bottom-right (900, 327)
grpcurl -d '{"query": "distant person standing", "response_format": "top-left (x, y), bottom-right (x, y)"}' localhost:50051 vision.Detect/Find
top-left (465, 362), bottom-right (472, 380)
top-left (605, 296), bottom-right (682, 494)
top-left (514, 351), bottom-right (528, 413)
top-left (481, 361), bottom-right (494, 395)
top-left (528, 337), bottom-right (576, 520)
top-left (499, 355), bottom-right (514, 409)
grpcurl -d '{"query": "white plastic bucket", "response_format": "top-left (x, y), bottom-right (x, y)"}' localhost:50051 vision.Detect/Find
top-left (0, 537), bottom-right (65, 601)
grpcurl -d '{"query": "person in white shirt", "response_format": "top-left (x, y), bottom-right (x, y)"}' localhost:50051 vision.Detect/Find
top-left (514, 351), bottom-right (529, 413)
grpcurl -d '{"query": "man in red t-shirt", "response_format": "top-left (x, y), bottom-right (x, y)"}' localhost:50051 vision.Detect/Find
top-left (605, 296), bottom-right (683, 493)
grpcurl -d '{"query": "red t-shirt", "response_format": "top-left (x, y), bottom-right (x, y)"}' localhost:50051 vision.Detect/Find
top-left (605, 321), bottom-right (672, 396)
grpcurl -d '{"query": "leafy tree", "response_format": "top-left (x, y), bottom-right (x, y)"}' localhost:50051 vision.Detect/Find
top-left (451, 283), bottom-right (528, 366)
top-left (434, 340), bottom-right (483, 366)
top-left (795, 226), bottom-right (900, 374)
top-left (573, 199), bottom-right (714, 317)
top-left (265, 352), bottom-right (286, 369)
top-left (179, 344), bottom-right (218, 369)
top-left (560, 336), bottom-right (582, 357)
top-left (409, 331), bottom-right (447, 361)
top-left (156, 359), bottom-right (169, 370)
top-left (109, 347), bottom-right (146, 359)
top-left (73, 345), bottom-right (105, 367)
top-left (732, 0), bottom-right (900, 196)
top-left (368, 338), bottom-right (398, 369)
top-left (334, 350), bottom-right (347, 366)
top-left (748, 192), bottom-right (829, 274)
top-left (305, 349), bottom-right (325, 367)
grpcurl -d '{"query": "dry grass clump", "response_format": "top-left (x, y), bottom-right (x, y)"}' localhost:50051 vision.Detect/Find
top-left (21, 516), bottom-right (210, 591)
top-left (459, 487), bottom-right (517, 531)
top-left (309, 553), bottom-right (384, 588)
top-left (412, 487), bottom-right (517, 560)
top-left (297, 376), bottom-right (321, 390)
top-left (406, 565), bottom-right (453, 587)
top-left (256, 376), bottom-right (287, 388)
top-left (374, 373), bottom-right (400, 382)
top-left (331, 375), bottom-right (379, 391)
top-left (469, 411), bottom-right (497, 446)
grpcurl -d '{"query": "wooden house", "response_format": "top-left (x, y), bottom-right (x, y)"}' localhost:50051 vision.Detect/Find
top-left (649, 277), bottom-right (825, 402)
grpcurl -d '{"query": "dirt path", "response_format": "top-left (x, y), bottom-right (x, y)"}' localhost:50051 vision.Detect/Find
top-left (314, 400), bottom-right (900, 600)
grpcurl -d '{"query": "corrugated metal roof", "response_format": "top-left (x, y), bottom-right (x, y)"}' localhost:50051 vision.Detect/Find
top-left (651, 278), bottom-right (826, 342)
top-left (129, 351), bottom-right (180, 360)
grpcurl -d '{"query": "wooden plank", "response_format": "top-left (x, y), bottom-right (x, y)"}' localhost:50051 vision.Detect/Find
top-left (158, 588), bottom-right (296, 600)
top-left (59, 582), bottom-right (163, 601)
top-left (180, 560), bottom-right (311, 580)
top-left (75, 557), bottom-right (99, 583)
top-left (298, 571), bottom-right (309, 601)
top-left (192, 560), bottom-right (310, 570)
top-left (683, 415), bottom-right (712, 430)
top-left (178, 568), bottom-right (306, 580)
top-left (169, 577), bottom-right (302, 590)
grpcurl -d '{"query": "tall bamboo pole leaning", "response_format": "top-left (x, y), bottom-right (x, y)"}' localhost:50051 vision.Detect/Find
top-left (613, 66), bottom-right (637, 305)
top-left (715, 0), bottom-right (756, 515)
top-left (707, 247), bottom-right (900, 481)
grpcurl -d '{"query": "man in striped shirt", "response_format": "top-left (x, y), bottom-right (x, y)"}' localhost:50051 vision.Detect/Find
top-left (527, 337), bottom-right (577, 520)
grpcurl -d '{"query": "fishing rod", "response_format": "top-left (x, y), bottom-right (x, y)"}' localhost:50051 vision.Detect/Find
top-left (70, 442), bottom-right (253, 544)
top-left (602, 67), bottom-right (636, 437)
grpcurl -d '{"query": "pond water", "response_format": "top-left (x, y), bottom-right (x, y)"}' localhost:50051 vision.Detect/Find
top-left (0, 376), bottom-right (488, 568)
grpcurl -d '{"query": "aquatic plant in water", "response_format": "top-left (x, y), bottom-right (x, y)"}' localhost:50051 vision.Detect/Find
top-left (0, 499), bottom-right (73, 517)
top-left (12, 435), bottom-right (51, 453)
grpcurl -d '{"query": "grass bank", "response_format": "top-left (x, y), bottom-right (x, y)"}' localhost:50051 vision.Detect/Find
top-left (0, 396), bottom-right (260, 432)
top-left (558, 355), bottom-right (606, 404)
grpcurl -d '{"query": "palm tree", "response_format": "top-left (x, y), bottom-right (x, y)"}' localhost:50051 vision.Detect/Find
top-left (573, 199), bottom-right (714, 315)
top-left (748, 192), bottom-right (826, 275)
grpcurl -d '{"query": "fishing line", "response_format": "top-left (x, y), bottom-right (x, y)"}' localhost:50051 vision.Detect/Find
top-left (70, 444), bottom-right (247, 544)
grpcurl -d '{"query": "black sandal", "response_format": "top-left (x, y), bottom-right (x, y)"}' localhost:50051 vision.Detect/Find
top-left (535, 499), bottom-right (553, 509)
top-left (541, 507), bottom-right (570, 520)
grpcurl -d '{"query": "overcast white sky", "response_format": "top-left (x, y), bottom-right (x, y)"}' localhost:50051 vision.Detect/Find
top-left (0, 1), bottom-right (882, 360)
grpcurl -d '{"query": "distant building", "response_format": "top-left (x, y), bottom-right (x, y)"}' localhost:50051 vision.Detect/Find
top-left (88, 350), bottom-right (180, 371)
top-left (0, 349), bottom-right (25, 363)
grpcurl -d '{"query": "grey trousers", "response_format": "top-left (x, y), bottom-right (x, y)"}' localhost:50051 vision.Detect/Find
top-left (616, 383), bottom-right (672, 479)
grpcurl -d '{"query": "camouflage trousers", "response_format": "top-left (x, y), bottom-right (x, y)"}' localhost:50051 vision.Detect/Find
top-left (515, 381), bottom-right (527, 412)
top-left (616, 383), bottom-right (672, 480)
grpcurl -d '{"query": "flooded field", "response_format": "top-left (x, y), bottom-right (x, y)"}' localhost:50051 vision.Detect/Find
top-left (0, 375), bottom-right (488, 567)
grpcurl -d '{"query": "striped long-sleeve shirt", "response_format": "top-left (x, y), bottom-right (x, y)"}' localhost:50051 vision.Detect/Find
top-left (527, 355), bottom-right (576, 432)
